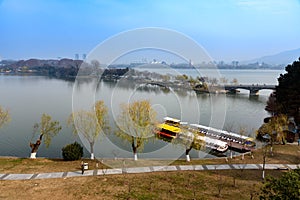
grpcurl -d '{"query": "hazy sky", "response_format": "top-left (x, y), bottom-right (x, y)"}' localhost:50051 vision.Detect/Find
top-left (1, 0), bottom-right (300, 62)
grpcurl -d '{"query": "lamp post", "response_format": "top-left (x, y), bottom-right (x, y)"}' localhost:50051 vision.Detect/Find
top-left (230, 139), bottom-right (233, 159)
top-left (262, 134), bottom-right (270, 180)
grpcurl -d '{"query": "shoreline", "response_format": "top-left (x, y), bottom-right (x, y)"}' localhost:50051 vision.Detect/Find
top-left (2, 142), bottom-right (299, 161)
top-left (1, 144), bottom-right (299, 176)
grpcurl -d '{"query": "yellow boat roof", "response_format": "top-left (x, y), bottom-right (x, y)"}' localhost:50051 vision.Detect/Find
top-left (158, 123), bottom-right (181, 133)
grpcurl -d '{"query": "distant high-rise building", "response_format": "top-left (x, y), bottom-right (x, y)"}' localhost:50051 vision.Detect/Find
top-left (82, 54), bottom-right (87, 60)
top-left (75, 54), bottom-right (79, 60)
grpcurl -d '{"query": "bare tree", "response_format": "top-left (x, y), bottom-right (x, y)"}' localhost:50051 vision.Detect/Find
top-left (0, 105), bottom-right (10, 130)
top-left (219, 77), bottom-right (228, 85)
top-left (231, 78), bottom-right (239, 85)
top-left (91, 59), bottom-right (101, 75)
top-left (209, 77), bottom-right (218, 86)
top-left (91, 59), bottom-right (100, 69)
top-left (29, 113), bottom-right (62, 158)
top-left (173, 128), bottom-right (199, 162)
top-left (215, 167), bottom-right (224, 197)
top-left (224, 122), bottom-right (235, 159)
top-left (160, 74), bottom-right (171, 82)
top-left (68, 100), bottom-right (109, 159)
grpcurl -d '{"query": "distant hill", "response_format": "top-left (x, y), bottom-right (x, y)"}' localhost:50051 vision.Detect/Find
top-left (3, 58), bottom-right (83, 69)
top-left (243, 48), bottom-right (300, 65)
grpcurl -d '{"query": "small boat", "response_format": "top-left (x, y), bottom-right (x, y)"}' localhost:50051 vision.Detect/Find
top-left (155, 117), bottom-right (181, 139)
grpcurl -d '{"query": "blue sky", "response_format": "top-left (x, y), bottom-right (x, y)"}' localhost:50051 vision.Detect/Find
top-left (1, 0), bottom-right (300, 62)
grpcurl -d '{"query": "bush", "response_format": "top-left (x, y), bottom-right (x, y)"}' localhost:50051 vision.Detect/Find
top-left (62, 142), bottom-right (83, 161)
top-left (260, 168), bottom-right (300, 199)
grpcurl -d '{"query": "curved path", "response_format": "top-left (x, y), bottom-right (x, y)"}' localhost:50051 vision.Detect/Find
top-left (1, 163), bottom-right (299, 180)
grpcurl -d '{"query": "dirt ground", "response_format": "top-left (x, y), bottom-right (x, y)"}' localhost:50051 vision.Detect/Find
top-left (0, 170), bottom-right (285, 200)
top-left (1, 143), bottom-right (299, 174)
top-left (0, 144), bottom-right (299, 200)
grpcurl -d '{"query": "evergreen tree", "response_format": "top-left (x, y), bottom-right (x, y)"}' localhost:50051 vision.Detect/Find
top-left (260, 168), bottom-right (300, 200)
top-left (269, 58), bottom-right (300, 124)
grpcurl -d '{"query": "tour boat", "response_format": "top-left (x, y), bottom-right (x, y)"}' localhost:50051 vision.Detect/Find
top-left (187, 124), bottom-right (229, 153)
top-left (189, 124), bottom-right (256, 152)
top-left (156, 117), bottom-right (229, 153)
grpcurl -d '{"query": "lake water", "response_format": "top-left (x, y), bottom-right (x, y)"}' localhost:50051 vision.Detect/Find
top-left (0, 69), bottom-right (285, 159)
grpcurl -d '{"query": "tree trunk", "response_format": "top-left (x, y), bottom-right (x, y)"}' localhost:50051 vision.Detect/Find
top-left (133, 152), bottom-right (138, 161)
top-left (233, 176), bottom-right (236, 187)
top-left (90, 142), bottom-right (94, 160)
top-left (262, 146), bottom-right (267, 179)
top-left (230, 140), bottom-right (233, 159)
top-left (132, 146), bottom-right (138, 161)
top-left (132, 137), bottom-right (138, 161)
top-left (30, 152), bottom-right (36, 159)
top-left (186, 154), bottom-right (190, 162)
top-left (185, 144), bottom-right (193, 162)
top-left (29, 136), bottom-right (42, 159)
top-left (270, 146), bottom-right (273, 156)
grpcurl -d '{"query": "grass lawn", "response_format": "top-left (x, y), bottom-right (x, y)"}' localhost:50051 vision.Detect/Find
top-left (0, 144), bottom-right (299, 200)
top-left (0, 170), bottom-right (285, 200)
top-left (1, 143), bottom-right (299, 174)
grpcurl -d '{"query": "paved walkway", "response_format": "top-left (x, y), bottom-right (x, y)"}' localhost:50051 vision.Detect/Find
top-left (1, 163), bottom-right (299, 181)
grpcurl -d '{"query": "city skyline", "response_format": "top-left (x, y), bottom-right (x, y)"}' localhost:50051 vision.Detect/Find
top-left (1, 0), bottom-right (300, 62)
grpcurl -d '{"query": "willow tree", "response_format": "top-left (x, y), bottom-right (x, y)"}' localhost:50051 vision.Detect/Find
top-left (29, 113), bottom-right (62, 159)
top-left (257, 114), bottom-right (288, 155)
top-left (174, 130), bottom-right (197, 162)
top-left (0, 105), bottom-right (10, 130)
top-left (116, 100), bottom-right (157, 161)
top-left (68, 100), bottom-right (109, 160)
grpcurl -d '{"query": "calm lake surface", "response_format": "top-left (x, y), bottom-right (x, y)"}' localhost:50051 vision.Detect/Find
top-left (0, 69), bottom-right (285, 159)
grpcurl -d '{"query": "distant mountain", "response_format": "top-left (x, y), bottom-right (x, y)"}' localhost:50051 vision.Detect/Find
top-left (243, 48), bottom-right (300, 65)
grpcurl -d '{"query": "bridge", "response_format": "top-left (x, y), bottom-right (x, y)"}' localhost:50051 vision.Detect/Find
top-left (224, 84), bottom-right (276, 95)
top-left (143, 81), bottom-right (276, 96)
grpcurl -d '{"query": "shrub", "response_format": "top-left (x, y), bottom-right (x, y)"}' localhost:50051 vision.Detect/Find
top-left (62, 142), bottom-right (83, 161)
top-left (260, 168), bottom-right (300, 199)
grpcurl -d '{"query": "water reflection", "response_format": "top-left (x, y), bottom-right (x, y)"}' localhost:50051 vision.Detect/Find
top-left (0, 75), bottom-right (270, 159)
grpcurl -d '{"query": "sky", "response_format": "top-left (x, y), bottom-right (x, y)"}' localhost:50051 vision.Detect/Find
top-left (1, 0), bottom-right (300, 62)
